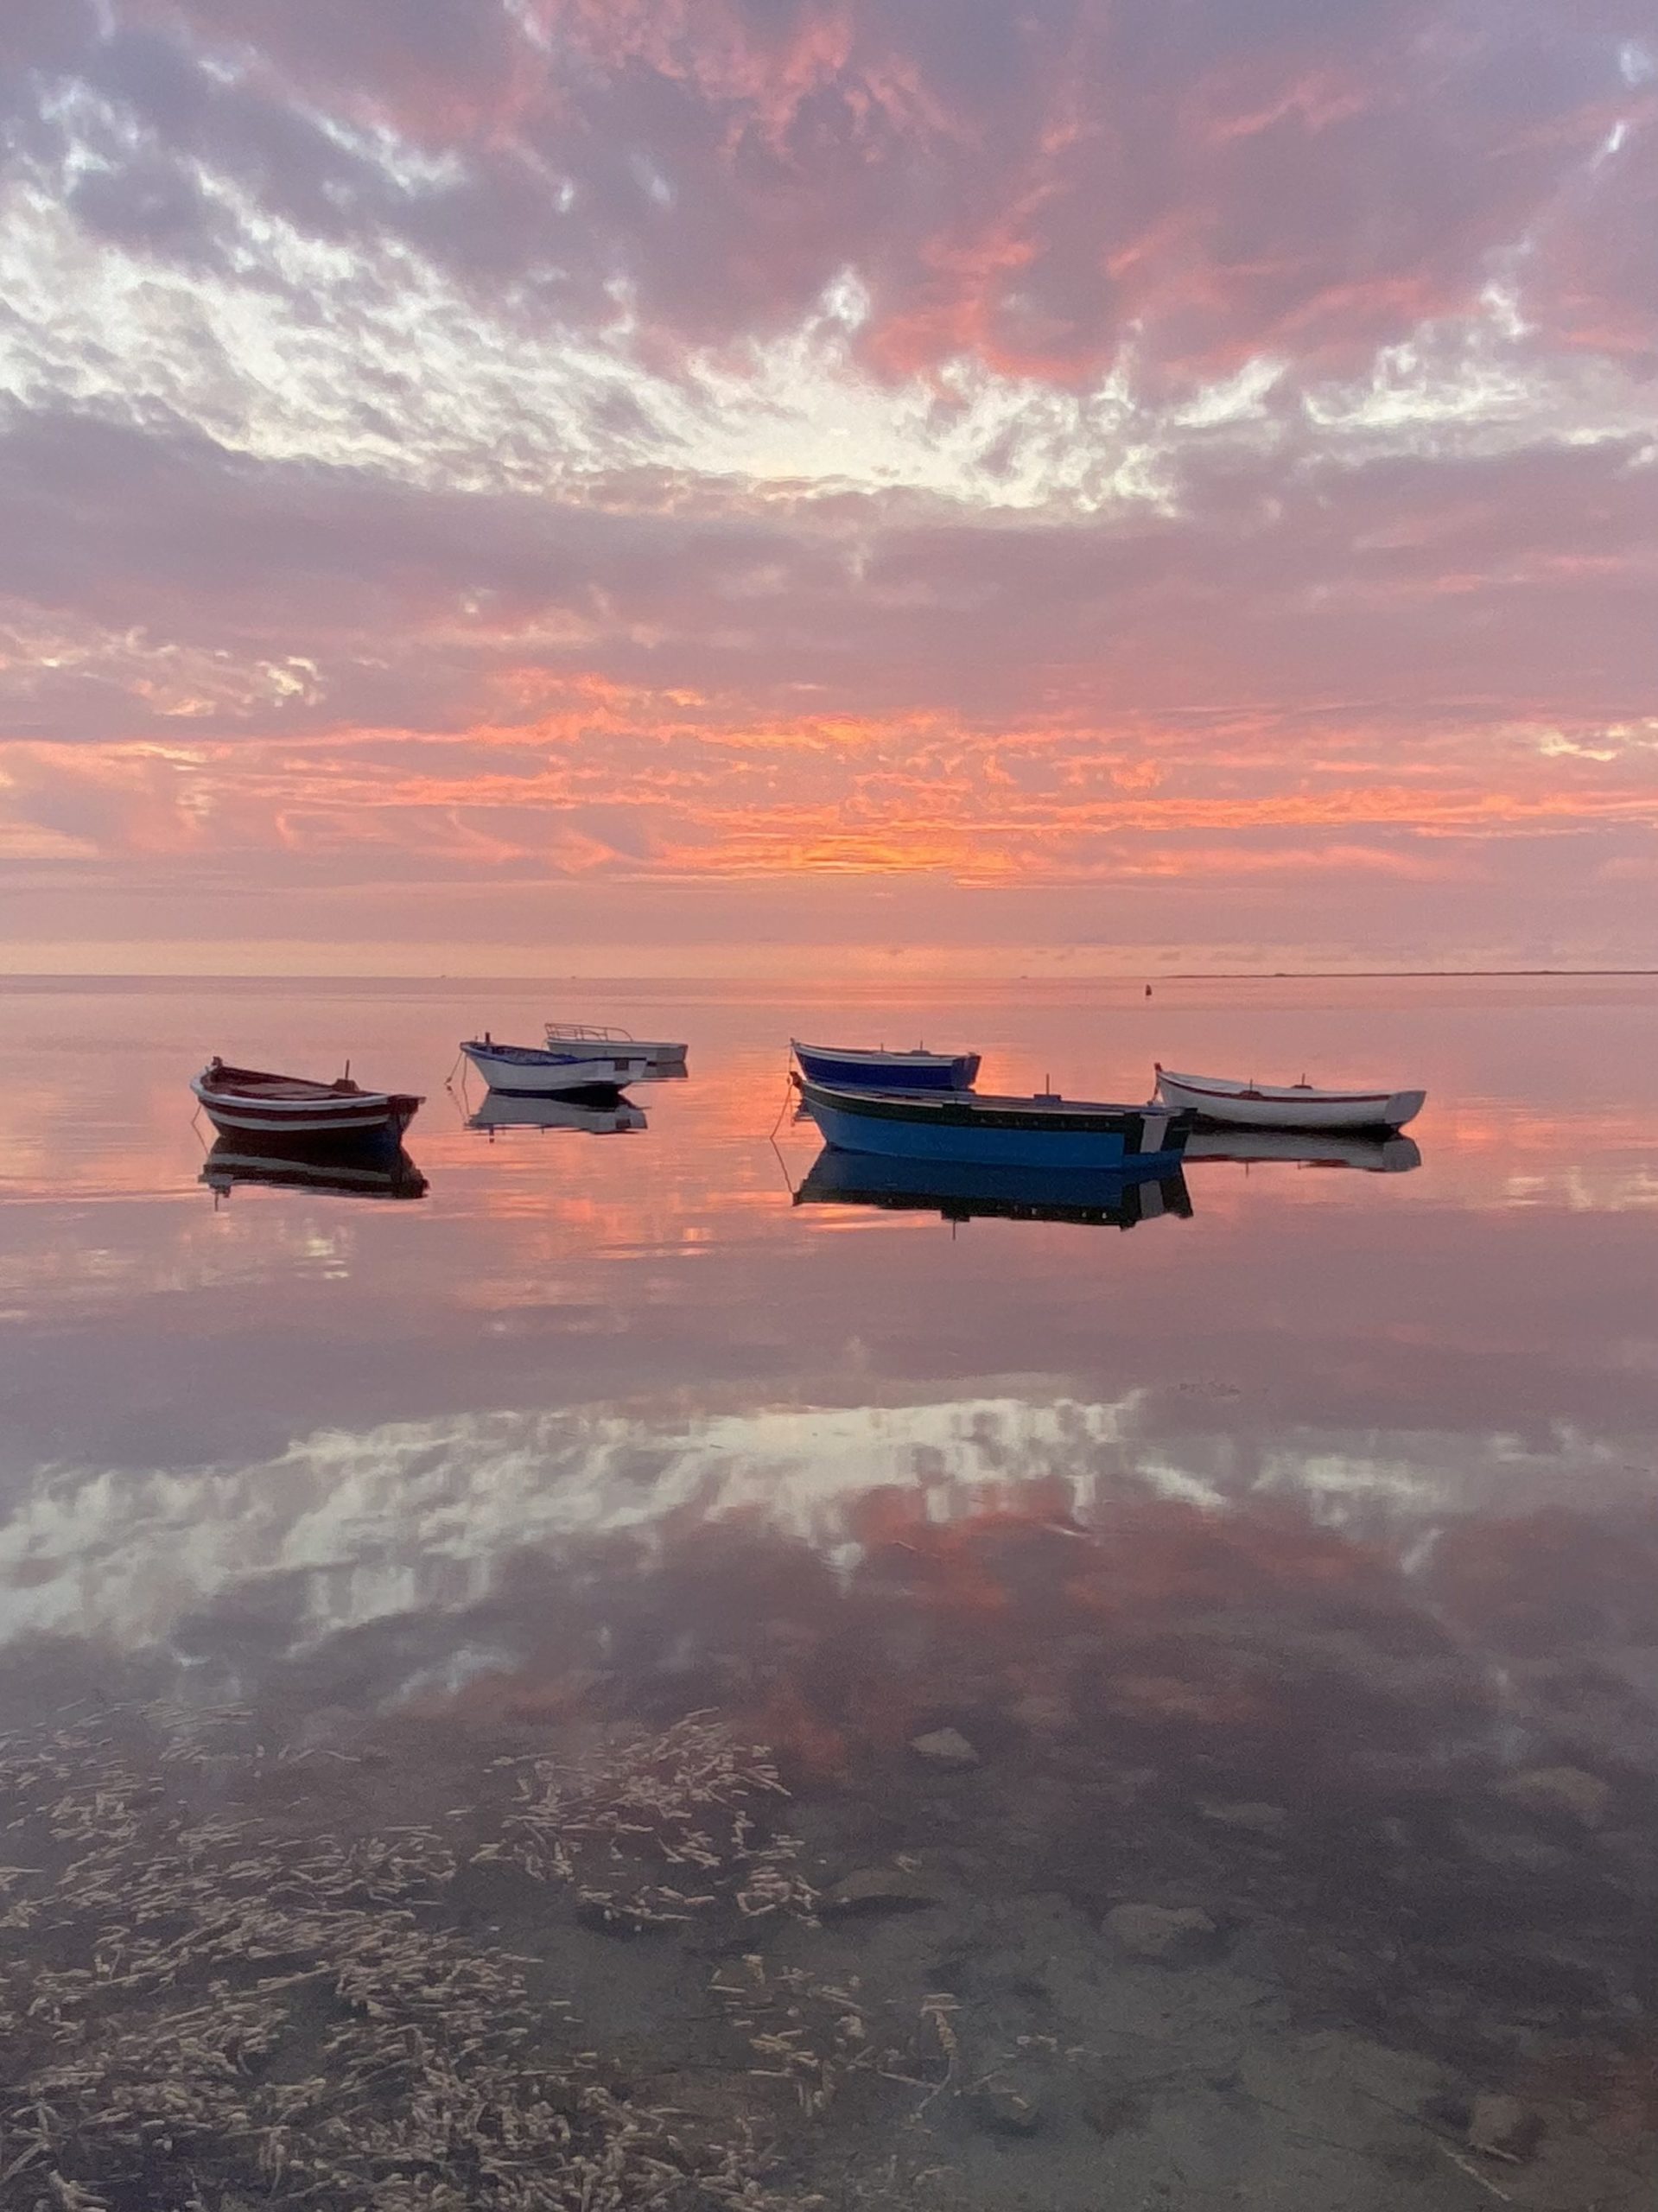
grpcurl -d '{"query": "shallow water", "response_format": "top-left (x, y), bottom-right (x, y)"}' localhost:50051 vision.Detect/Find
top-left (2, 973), bottom-right (1655, 2209)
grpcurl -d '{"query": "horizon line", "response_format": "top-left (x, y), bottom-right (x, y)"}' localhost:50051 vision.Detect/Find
top-left (1, 966), bottom-right (1656, 986)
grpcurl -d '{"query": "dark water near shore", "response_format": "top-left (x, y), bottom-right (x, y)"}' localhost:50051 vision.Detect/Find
top-left (2, 974), bottom-right (1656, 2209)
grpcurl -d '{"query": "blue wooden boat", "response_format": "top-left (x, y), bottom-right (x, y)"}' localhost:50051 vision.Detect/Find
top-left (793, 1147), bottom-right (1191, 1230)
top-left (792, 1039), bottom-right (981, 1091)
top-left (795, 1076), bottom-right (1192, 1170)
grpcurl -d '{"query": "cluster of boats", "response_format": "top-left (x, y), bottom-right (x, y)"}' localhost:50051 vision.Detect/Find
top-left (189, 1020), bottom-right (689, 1200)
top-left (780, 1037), bottom-right (1423, 1230)
top-left (789, 1037), bottom-right (1423, 1166)
top-left (187, 1023), bottom-right (1426, 1218)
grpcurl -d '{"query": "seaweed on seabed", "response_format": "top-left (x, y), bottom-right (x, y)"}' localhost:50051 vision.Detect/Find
top-left (482, 1712), bottom-right (821, 1933)
top-left (0, 1706), bottom-right (832, 2211)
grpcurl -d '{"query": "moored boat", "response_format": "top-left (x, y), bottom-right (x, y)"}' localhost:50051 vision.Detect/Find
top-left (1154, 1065), bottom-right (1426, 1134)
top-left (544, 1020), bottom-right (687, 1070)
top-left (191, 1058), bottom-right (422, 1138)
top-left (792, 1039), bottom-right (981, 1091)
top-left (795, 1075), bottom-right (1191, 1170)
top-left (1185, 1128), bottom-right (1421, 1173)
top-left (794, 1147), bottom-right (1191, 1230)
top-left (461, 1037), bottom-right (651, 1094)
top-left (469, 1093), bottom-right (646, 1135)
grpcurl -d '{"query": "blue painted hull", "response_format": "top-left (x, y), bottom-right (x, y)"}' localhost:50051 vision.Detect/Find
top-left (797, 1078), bottom-right (1191, 1171)
top-left (793, 1041), bottom-right (980, 1091)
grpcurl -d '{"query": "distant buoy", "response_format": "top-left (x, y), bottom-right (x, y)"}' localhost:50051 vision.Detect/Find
top-left (1145, 984), bottom-right (1153, 998)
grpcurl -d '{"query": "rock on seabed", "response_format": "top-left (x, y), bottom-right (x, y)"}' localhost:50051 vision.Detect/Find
top-left (1496, 1765), bottom-right (1610, 1830)
top-left (1103, 1902), bottom-right (1218, 1964)
top-left (823, 1866), bottom-right (938, 1914)
top-left (969, 2082), bottom-right (1043, 2137)
top-left (1198, 1799), bottom-right (1289, 1837)
top-left (909, 1726), bottom-right (981, 1768)
top-left (1469, 2092), bottom-right (1545, 2162)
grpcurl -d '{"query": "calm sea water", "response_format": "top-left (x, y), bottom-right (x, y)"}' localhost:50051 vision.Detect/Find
top-left (2, 974), bottom-right (1655, 2209)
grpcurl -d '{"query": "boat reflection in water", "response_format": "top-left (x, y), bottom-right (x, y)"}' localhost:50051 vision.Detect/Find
top-left (468, 1090), bottom-right (647, 1136)
top-left (1185, 1128), bottom-right (1421, 1173)
top-left (200, 1131), bottom-right (429, 1202)
top-left (794, 1145), bottom-right (1191, 1230)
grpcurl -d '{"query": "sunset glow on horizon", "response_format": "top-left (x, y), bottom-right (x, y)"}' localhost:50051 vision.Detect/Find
top-left (3, 1), bottom-right (1657, 975)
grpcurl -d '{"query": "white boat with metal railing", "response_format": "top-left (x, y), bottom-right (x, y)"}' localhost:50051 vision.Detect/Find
top-left (544, 1020), bottom-right (687, 1070)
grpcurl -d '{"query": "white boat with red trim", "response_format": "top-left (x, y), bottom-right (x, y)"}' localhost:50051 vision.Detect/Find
top-left (191, 1058), bottom-right (422, 1138)
top-left (1154, 1065), bottom-right (1425, 1133)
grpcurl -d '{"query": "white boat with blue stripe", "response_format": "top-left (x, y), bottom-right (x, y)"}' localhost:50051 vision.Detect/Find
top-left (461, 1036), bottom-right (652, 1095)
top-left (795, 1075), bottom-right (1192, 1171)
top-left (792, 1039), bottom-right (981, 1091)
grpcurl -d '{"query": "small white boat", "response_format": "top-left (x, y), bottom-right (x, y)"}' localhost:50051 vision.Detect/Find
top-left (1154, 1065), bottom-right (1425, 1133)
top-left (544, 1020), bottom-right (687, 1070)
top-left (461, 1036), bottom-right (651, 1094)
top-left (192, 1058), bottom-right (422, 1138)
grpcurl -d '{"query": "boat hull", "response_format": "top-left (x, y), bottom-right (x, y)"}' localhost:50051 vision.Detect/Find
top-left (795, 1147), bottom-right (1191, 1230)
top-left (461, 1042), bottom-right (651, 1094)
top-left (1155, 1068), bottom-right (1426, 1133)
top-left (792, 1040), bottom-right (981, 1091)
top-left (797, 1078), bottom-right (1190, 1170)
top-left (192, 1068), bottom-right (420, 1137)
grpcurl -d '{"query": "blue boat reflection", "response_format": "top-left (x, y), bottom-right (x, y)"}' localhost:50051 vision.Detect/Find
top-left (201, 1131), bottom-right (428, 1202)
top-left (793, 1146), bottom-right (1191, 1230)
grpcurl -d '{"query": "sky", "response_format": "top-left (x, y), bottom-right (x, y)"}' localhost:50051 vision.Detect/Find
top-left (1, 0), bottom-right (1656, 976)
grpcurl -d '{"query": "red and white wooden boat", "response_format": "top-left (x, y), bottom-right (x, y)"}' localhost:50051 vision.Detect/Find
top-left (1154, 1065), bottom-right (1425, 1133)
top-left (191, 1058), bottom-right (422, 1138)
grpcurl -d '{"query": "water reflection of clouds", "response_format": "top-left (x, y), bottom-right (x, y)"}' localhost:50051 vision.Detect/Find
top-left (1, 981), bottom-right (1655, 1718)
top-left (4, 1390), bottom-right (1653, 1662)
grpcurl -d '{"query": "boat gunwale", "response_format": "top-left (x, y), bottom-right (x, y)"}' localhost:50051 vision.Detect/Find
top-left (792, 1039), bottom-right (976, 1070)
top-left (192, 1069), bottom-right (422, 1115)
top-left (797, 1075), bottom-right (1187, 1137)
top-left (1155, 1066), bottom-right (1410, 1108)
top-left (543, 1020), bottom-right (687, 1053)
top-left (463, 1038), bottom-right (650, 1069)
